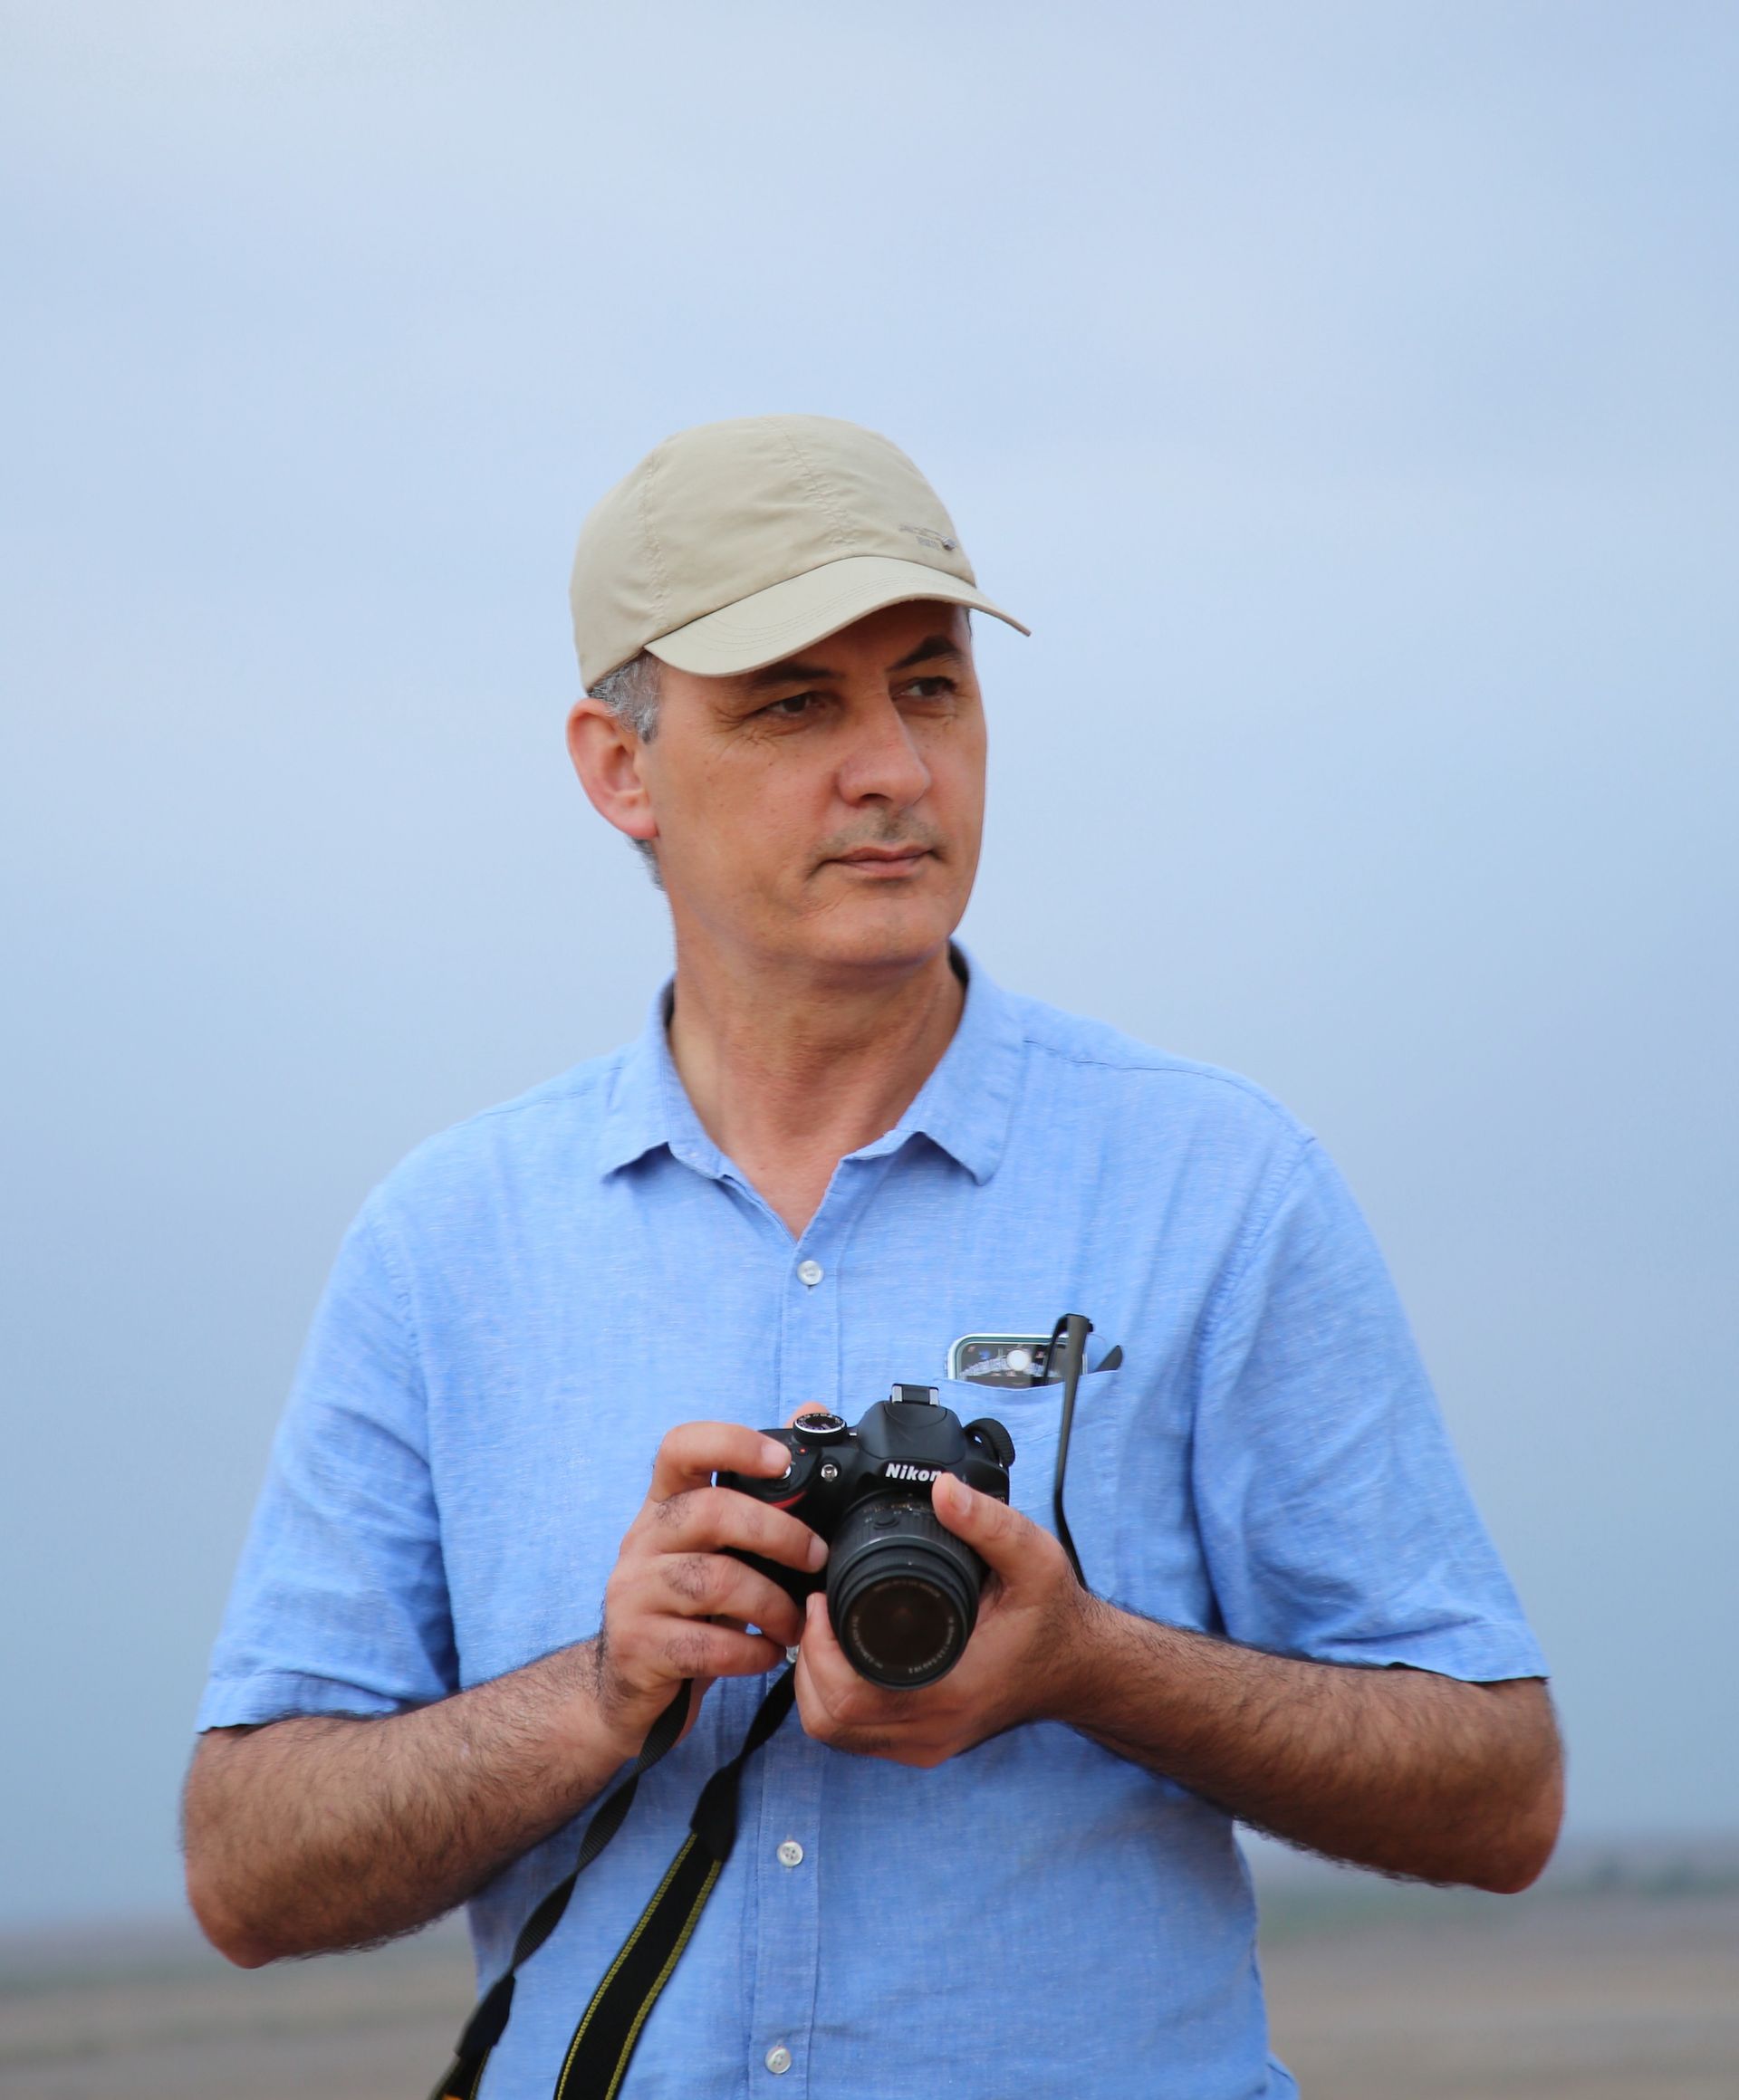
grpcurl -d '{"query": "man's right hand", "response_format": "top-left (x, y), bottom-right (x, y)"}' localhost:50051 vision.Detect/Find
top-left (184, 1418), bottom-right (827, 1968)
top-left (591, 1421), bottom-right (827, 1755)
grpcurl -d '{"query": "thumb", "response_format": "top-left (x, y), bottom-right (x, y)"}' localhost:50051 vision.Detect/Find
top-left (932, 1472), bottom-right (1026, 1575)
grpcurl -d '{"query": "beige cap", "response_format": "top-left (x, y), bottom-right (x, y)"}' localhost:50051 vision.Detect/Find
top-left (570, 413), bottom-right (1028, 689)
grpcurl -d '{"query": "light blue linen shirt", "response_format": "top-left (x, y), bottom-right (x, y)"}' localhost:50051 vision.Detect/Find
top-left (199, 954), bottom-right (1546, 2099)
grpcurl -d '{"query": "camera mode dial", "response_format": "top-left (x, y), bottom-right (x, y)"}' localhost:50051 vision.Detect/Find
top-left (791, 1408), bottom-right (849, 1445)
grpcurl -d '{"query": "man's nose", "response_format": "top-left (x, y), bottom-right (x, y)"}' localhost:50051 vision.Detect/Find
top-left (836, 695), bottom-right (932, 809)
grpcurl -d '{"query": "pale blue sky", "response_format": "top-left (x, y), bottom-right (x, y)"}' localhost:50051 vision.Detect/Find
top-left (3, 2), bottom-right (1735, 1923)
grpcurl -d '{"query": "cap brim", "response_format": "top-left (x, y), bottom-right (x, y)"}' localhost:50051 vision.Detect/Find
top-left (643, 554), bottom-right (1028, 677)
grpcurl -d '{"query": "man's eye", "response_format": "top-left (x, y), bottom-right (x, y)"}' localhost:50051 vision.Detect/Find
top-left (763, 691), bottom-right (823, 719)
top-left (901, 676), bottom-right (956, 701)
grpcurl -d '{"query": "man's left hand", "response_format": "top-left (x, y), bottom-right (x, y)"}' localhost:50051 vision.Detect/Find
top-left (793, 1474), bottom-right (1097, 1766)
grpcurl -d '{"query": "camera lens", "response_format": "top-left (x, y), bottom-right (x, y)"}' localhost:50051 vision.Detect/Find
top-left (825, 1495), bottom-right (983, 1688)
top-left (842, 1576), bottom-right (959, 1683)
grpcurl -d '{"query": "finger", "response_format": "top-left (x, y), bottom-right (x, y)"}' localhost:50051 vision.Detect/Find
top-left (649, 1618), bottom-right (786, 1683)
top-left (794, 1598), bottom-right (907, 1755)
top-left (796, 1590), bottom-right (892, 1719)
top-left (652, 1553), bottom-right (806, 1645)
top-left (652, 1484), bottom-right (829, 1575)
top-left (793, 1596), bottom-right (853, 1727)
top-left (930, 1474), bottom-right (1042, 1580)
top-left (649, 1421), bottom-right (791, 1503)
top-left (800, 1586), bottom-right (845, 1670)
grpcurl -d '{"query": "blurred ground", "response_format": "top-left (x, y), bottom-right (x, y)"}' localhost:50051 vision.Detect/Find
top-left (0, 1920), bottom-right (472, 2100)
top-left (4, 1846), bottom-right (1735, 2098)
top-left (1258, 1861), bottom-right (1739, 2099)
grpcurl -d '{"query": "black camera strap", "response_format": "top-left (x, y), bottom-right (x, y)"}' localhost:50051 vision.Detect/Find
top-left (549, 1664), bottom-right (795, 2100)
top-left (1045, 1312), bottom-right (1093, 1587)
top-left (430, 1664), bottom-right (796, 2100)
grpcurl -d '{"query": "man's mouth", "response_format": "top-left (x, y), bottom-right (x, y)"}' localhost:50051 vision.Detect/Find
top-left (830, 844), bottom-right (934, 875)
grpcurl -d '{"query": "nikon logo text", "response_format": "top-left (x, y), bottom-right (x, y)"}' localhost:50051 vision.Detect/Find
top-left (884, 1462), bottom-right (941, 1482)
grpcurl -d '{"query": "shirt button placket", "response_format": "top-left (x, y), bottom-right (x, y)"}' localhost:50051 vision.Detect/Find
top-left (760, 1209), bottom-right (857, 2091)
top-left (782, 1244), bottom-right (836, 1418)
top-left (756, 1232), bottom-right (838, 2096)
top-left (748, 1759), bottom-right (820, 2093)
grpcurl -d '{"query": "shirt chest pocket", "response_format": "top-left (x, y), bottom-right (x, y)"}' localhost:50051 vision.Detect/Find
top-left (936, 1367), bottom-right (1214, 1618)
top-left (933, 1370), bottom-right (1120, 1566)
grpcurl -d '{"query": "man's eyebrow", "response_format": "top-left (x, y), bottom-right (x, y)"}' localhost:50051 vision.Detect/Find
top-left (744, 657), bottom-right (833, 690)
top-left (889, 635), bottom-right (964, 671)
top-left (741, 634), bottom-right (964, 691)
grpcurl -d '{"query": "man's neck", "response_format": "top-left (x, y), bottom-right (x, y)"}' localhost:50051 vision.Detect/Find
top-left (666, 940), bottom-right (966, 1239)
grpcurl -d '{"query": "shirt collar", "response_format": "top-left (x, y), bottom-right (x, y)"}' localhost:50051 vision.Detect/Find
top-left (594, 980), bottom-right (692, 1180)
top-left (595, 945), bottom-right (1023, 1187)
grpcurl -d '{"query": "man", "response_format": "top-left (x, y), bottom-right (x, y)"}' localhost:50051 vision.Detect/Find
top-left (184, 415), bottom-right (1561, 2099)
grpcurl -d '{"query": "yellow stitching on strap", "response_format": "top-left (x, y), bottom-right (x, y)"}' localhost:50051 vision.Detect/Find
top-left (602, 1861), bottom-right (723, 2100)
top-left (552, 1838), bottom-right (697, 2100)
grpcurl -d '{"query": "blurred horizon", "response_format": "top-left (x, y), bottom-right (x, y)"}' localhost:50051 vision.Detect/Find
top-left (10, 1856), bottom-right (1735, 2097)
top-left (9, 1827), bottom-right (1737, 1938)
top-left (3, 1), bottom-right (1735, 1928)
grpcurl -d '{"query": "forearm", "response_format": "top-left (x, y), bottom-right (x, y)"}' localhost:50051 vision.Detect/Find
top-left (186, 1425), bottom-right (815, 1969)
top-left (184, 1637), bottom-right (639, 1965)
top-left (1056, 1597), bottom-right (1562, 1891)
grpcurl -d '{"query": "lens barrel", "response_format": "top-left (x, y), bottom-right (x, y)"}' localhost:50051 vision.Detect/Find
top-left (825, 1494), bottom-right (984, 1688)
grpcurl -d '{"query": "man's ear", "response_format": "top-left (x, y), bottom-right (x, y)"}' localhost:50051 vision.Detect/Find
top-left (567, 698), bottom-right (658, 846)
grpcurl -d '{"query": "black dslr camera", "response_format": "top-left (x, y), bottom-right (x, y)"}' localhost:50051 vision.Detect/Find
top-left (717, 1386), bottom-right (1015, 1688)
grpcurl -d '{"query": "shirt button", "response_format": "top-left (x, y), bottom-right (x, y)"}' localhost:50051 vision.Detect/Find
top-left (776, 1838), bottom-right (804, 1868)
top-left (796, 1259), bottom-right (824, 1287)
top-left (765, 2043), bottom-right (793, 2076)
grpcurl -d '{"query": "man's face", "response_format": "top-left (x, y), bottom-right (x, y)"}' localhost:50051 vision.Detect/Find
top-left (632, 599), bottom-right (985, 977)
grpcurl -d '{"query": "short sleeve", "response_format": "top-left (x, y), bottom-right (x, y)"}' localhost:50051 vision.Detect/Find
top-left (195, 1201), bottom-right (458, 1729)
top-left (1191, 1138), bottom-right (1547, 1683)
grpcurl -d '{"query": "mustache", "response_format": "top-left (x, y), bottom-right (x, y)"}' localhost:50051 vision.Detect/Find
top-left (814, 820), bottom-right (943, 863)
